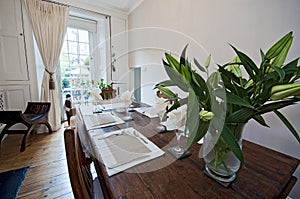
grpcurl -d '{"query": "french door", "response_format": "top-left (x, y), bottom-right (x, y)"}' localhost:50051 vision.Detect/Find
top-left (59, 15), bottom-right (103, 109)
top-left (60, 26), bottom-right (94, 105)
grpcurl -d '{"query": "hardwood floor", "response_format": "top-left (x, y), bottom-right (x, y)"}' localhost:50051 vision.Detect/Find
top-left (0, 124), bottom-right (75, 199)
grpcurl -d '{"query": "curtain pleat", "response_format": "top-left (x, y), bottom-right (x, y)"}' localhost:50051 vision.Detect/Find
top-left (24, 0), bottom-right (69, 131)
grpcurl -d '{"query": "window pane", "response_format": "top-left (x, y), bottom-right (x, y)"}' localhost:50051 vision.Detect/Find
top-left (79, 43), bottom-right (89, 55)
top-left (69, 54), bottom-right (80, 67)
top-left (78, 29), bottom-right (89, 43)
top-left (61, 42), bottom-right (69, 54)
top-left (68, 41), bottom-right (79, 55)
top-left (80, 55), bottom-right (89, 67)
top-left (60, 60), bottom-right (69, 68)
top-left (67, 28), bottom-right (77, 41)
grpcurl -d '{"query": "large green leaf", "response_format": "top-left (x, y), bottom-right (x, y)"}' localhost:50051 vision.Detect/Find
top-left (226, 108), bottom-right (254, 123)
top-left (221, 124), bottom-right (244, 164)
top-left (226, 56), bottom-right (242, 78)
top-left (204, 54), bottom-right (211, 68)
top-left (155, 80), bottom-right (176, 87)
top-left (218, 65), bottom-right (241, 87)
top-left (257, 99), bottom-right (297, 114)
top-left (155, 85), bottom-right (177, 99)
top-left (165, 53), bottom-right (180, 72)
top-left (226, 92), bottom-right (253, 109)
top-left (282, 58), bottom-right (300, 83)
top-left (167, 97), bottom-right (188, 113)
top-left (253, 115), bottom-right (269, 127)
top-left (260, 49), bottom-right (265, 62)
top-left (230, 45), bottom-right (259, 81)
top-left (185, 88), bottom-right (202, 150)
top-left (271, 37), bottom-right (293, 67)
top-left (265, 64), bottom-right (285, 82)
top-left (274, 110), bottom-right (300, 144)
top-left (190, 72), bottom-right (210, 104)
top-left (265, 32), bottom-right (293, 60)
top-left (180, 64), bottom-right (191, 83)
top-left (185, 121), bottom-right (209, 150)
top-left (164, 63), bottom-right (189, 92)
top-left (194, 58), bottom-right (206, 73)
top-left (191, 71), bottom-right (202, 88)
top-left (207, 71), bottom-right (221, 89)
top-left (180, 44), bottom-right (189, 67)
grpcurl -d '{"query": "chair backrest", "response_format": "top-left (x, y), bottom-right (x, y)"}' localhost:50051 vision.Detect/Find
top-left (24, 102), bottom-right (51, 115)
top-left (64, 128), bottom-right (93, 199)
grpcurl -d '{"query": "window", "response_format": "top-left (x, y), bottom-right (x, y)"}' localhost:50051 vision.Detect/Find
top-left (59, 14), bottom-right (109, 111)
top-left (60, 26), bottom-right (93, 105)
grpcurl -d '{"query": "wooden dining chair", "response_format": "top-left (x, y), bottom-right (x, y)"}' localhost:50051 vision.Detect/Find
top-left (64, 127), bottom-right (104, 199)
top-left (0, 102), bottom-right (52, 152)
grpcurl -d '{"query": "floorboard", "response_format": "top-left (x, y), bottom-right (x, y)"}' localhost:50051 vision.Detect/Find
top-left (0, 124), bottom-right (75, 199)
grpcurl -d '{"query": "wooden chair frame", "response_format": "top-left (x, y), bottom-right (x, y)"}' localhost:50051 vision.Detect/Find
top-left (64, 128), bottom-right (94, 199)
top-left (0, 102), bottom-right (52, 152)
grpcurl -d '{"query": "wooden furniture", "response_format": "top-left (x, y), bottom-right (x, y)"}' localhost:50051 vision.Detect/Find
top-left (64, 94), bottom-right (76, 126)
top-left (78, 108), bottom-right (299, 199)
top-left (0, 102), bottom-right (52, 152)
top-left (64, 127), bottom-right (104, 199)
top-left (100, 88), bottom-right (116, 100)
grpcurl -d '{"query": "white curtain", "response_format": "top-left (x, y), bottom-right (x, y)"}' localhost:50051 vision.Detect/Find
top-left (24, 0), bottom-right (69, 131)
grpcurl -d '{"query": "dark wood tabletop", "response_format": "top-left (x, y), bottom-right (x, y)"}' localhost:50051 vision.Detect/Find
top-left (79, 106), bottom-right (299, 199)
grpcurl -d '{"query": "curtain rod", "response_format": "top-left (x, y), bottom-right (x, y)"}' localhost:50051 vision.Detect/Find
top-left (42, 0), bottom-right (111, 18)
top-left (41, 0), bottom-right (69, 7)
top-left (69, 5), bottom-right (110, 18)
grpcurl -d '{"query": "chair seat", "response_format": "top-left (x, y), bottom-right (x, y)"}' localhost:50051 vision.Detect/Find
top-left (0, 102), bottom-right (52, 152)
top-left (0, 111), bottom-right (23, 124)
top-left (22, 113), bottom-right (44, 121)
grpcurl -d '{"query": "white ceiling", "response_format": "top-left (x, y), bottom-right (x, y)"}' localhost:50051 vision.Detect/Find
top-left (85, 0), bottom-right (144, 14)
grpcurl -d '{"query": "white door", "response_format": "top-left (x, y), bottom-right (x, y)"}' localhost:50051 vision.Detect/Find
top-left (0, 0), bottom-right (28, 81)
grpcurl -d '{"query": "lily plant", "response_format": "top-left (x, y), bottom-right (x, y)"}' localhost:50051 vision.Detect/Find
top-left (156, 31), bottom-right (300, 164)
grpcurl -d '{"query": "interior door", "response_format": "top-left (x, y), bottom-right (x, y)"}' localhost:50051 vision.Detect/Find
top-left (0, 0), bottom-right (28, 81)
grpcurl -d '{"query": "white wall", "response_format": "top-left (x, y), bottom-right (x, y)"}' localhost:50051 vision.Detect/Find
top-left (129, 0), bottom-right (300, 197)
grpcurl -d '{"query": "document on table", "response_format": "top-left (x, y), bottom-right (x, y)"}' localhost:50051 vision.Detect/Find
top-left (134, 107), bottom-right (159, 118)
top-left (99, 103), bottom-right (125, 111)
top-left (93, 127), bottom-right (165, 176)
top-left (82, 112), bottom-right (124, 130)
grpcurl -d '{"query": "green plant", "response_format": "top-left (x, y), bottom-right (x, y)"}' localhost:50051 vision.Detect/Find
top-left (156, 31), bottom-right (300, 165)
top-left (98, 78), bottom-right (112, 90)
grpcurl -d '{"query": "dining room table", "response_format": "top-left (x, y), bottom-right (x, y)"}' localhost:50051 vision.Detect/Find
top-left (75, 101), bottom-right (299, 199)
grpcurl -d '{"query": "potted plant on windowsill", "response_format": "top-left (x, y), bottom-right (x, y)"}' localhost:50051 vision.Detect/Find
top-left (156, 31), bottom-right (300, 184)
top-left (98, 78), bottom-right (116, 100)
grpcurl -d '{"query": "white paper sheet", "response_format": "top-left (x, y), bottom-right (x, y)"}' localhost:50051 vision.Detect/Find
top-left (92, 127), bottom-right (165, 176)
top-left (134, 107), bottom-right (159, 118)
top-left (82, 112), bottom-right (125, 130)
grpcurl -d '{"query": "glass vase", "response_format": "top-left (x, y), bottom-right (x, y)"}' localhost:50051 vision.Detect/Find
top-left (203, 123), bottom-right (245, 184)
